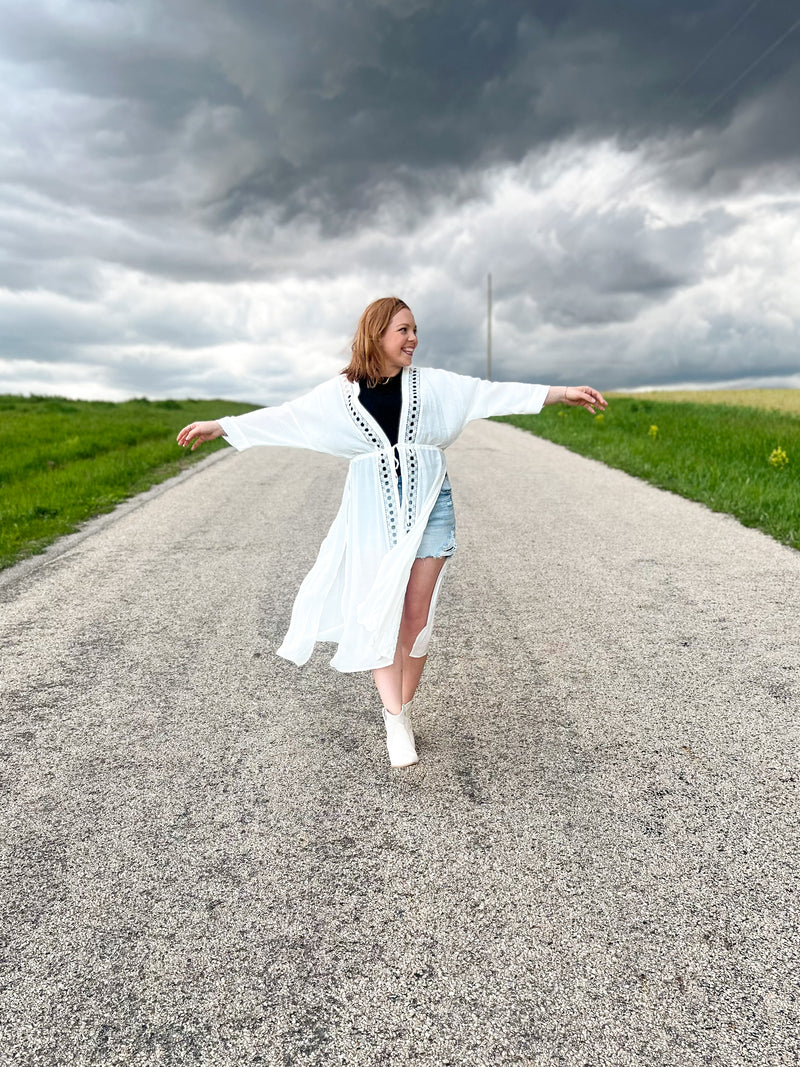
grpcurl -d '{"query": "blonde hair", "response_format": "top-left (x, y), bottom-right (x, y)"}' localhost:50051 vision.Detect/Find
top-left (343, 296), bottom-right (409, 386)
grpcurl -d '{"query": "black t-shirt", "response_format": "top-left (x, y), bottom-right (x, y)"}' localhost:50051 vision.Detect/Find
top-left (357, 373), bottom-right (402, 447)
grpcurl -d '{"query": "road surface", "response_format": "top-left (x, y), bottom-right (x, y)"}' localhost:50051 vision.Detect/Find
top-left (1, 419), bottom-right (798, 1066)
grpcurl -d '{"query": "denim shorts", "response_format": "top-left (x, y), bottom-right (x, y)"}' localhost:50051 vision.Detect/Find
top-left (398, 475), bottom-right (457, 559)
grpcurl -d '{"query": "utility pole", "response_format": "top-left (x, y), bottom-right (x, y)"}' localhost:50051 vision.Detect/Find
top-left (486, 272), bottom-right (492, 381)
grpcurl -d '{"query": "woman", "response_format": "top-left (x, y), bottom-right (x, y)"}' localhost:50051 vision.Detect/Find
top-left (177, 297), bottom-right (606, 768)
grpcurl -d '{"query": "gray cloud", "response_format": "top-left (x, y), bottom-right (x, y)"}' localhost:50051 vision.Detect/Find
top-left (0, 0), bottom-right (799, 399)
top-left (6, 0), bottom-right (799, 229)
top-left (199, 0), bottom-right (800, 216)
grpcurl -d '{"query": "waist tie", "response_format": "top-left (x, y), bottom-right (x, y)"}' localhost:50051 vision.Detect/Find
top-left (349, 443), bottom-right (444, 466)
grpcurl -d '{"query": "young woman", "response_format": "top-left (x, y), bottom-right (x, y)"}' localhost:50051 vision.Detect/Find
top-left (177, 297), bottom-right (606, 768)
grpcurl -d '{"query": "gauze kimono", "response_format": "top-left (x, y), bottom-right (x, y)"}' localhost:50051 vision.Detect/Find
top-left (218, 367), bottom-right (549, 673)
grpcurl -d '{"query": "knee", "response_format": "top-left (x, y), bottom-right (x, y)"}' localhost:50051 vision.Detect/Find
top-left (400, 599), bottom-right (429, 646)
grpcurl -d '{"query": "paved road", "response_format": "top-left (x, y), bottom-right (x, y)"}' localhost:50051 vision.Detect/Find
top-left (2, 420), bottom-right (798, 1067)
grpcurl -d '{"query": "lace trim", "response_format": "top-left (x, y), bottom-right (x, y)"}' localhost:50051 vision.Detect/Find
top-left (342, 377), bottom-right (399, 546)
top-left (403, 368), bottom-right (421, 533)
top-left (406, 367), bottom-right (421, 442)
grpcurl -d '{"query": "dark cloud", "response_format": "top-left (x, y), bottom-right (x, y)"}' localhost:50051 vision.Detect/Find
top-left (1, 0), bottom-right (799, 398)
top-left (187, 0), bottom-right (800, 222)
top-left (5, 0), bottom-right (799, 231)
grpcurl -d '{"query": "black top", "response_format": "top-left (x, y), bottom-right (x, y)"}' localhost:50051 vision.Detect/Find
top-left (357, 372), bottom-right (402, 448)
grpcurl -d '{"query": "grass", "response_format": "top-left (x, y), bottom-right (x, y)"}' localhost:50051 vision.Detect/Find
top-left (0, 395), bottom-right (256, 571)
top-left (498, 393), bottom-right (800, 552)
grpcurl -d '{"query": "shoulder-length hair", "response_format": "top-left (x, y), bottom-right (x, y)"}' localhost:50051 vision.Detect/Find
top-left (342, 296), bottom-right (409, 386)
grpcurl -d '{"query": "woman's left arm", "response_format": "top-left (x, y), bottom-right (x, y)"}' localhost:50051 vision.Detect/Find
top-left (435, 370), bottom-right (608, 423)
top-left (545, 386), bottom-right (608, 413)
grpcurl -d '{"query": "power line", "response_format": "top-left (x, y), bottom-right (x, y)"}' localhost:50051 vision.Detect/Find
top-left (556, 5), bottom-right (800, 242)
top-left (696, 13), bottom-right (800, 119)
top-left (663, 0), bottom-right (764, 105)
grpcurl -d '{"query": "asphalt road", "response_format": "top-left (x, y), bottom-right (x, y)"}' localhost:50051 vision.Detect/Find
top-left (1, 419), bottom-right (798, 1067)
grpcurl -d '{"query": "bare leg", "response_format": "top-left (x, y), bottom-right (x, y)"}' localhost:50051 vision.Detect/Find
top-left (400, 556), bottom-right (447, 703)
top-left (372, 642), bottom-right (403, 715)
top-left (372, 556), bottom-right (447, 714)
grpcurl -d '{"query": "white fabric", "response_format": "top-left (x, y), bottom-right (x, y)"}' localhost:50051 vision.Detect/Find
top-left (217, 367), bottom-right (549, 672)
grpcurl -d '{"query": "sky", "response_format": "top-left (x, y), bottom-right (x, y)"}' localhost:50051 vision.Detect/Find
top-left (1, 0), bottom-right (799, 404)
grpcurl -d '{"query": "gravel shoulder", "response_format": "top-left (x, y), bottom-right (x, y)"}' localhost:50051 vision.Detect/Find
top-left (2, 419), bottom-right (798, 1067)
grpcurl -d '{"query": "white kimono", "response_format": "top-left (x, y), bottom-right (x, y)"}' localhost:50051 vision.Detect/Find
top-left (218, 367), bottom-right (549, 672)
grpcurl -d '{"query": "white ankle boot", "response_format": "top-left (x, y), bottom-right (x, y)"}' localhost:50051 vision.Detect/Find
top-left (382, 703), bottom-right (419, 768)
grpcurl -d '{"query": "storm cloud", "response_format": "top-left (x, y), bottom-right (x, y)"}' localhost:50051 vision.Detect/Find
top-left (1, 0), bottom-right (799, 401)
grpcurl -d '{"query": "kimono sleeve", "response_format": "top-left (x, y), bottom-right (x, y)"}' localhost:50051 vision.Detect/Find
top-left (217, 379), bottom-right (340, 455)
top-left (444, 372), bottom-right (550, 423)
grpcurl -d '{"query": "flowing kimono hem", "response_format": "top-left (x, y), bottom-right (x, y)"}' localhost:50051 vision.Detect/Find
top-left (328, 655), bottom-right (395, 674)
top-left (275, 643), bottom-right (311, 667)
top-left (277, 647), bottom-right (394, 673)
top-left (276, 639), bottom-right (395, 674)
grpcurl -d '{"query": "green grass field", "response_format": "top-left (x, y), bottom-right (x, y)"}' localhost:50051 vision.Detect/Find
top-left (499, 392), bottom-right (800, 552)
top-left (0, 395), bottom-right (256, 571)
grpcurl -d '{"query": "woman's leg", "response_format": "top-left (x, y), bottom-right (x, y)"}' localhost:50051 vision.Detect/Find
top-left (371, 643), bottom-right (403, 715)
top-left (372, 555), bottom-right (447, 714)
top-left (399, 556), bottom-right (447, 704)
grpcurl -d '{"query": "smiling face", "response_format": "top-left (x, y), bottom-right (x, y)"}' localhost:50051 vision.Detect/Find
top-left (379, 306), bottom-right (418, 377)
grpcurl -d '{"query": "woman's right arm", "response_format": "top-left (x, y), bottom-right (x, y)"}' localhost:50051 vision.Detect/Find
top-left (175, 378), bottom-right (343, 455)
top-left (176, 421), bottom-right (224, 451)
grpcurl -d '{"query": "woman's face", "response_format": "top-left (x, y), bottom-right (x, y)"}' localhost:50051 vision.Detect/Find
top-left (379, 306), bottom-right (418, 376)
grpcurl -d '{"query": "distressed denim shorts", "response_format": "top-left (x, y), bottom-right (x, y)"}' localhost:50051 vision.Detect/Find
top-left (398, 475), bottom-right (457, 559)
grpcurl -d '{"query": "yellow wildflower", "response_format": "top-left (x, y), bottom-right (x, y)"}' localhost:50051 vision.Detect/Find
top-left (648, 424), bottom-right (658, 439)
top-left (595, 413), bottom-right (605, 424)
top-left (768, 446), bottom-right (789, 469)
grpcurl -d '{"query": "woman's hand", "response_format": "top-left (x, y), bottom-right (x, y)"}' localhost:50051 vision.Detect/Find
top-left (176, 420), bottom-right (224, 451)
top-left (546, 386), bottom-right (608, 414)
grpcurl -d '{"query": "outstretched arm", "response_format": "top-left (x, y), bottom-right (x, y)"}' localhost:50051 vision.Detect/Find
top-left (439, 370), bottom-right (608, 423)
top-left (177, 421), bottom-right (224, 451)
top-left (544, 386), bottom-right (607, 413)
top-left (175, 378), bottom-right (346, 456)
